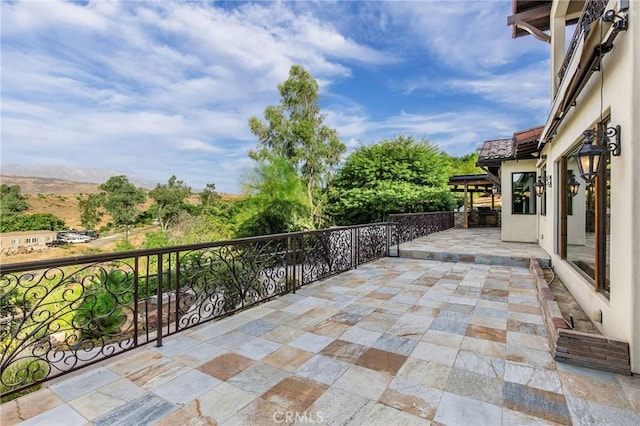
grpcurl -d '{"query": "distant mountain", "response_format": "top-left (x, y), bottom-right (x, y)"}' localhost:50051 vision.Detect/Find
top-left (0, 164), bottom-right (158, 189)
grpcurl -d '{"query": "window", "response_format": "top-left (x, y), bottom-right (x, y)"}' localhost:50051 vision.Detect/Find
top-left (512, 172), bottom-right (536, 214)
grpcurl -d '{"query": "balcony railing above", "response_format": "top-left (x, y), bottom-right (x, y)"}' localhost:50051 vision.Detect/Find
top-left (556, 0), bottom-right (608, 90)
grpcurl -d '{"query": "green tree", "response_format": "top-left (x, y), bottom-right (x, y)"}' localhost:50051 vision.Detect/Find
top-left (0, 184), bottom-right (29, 218)
top-left (444, 151), bottom-right (484, 176)
top-left (99, 176), bottom-right (145, 240)
top-left (199, 183), bottom-right (221, 208)
top-left (0, 213), bottom-right (66, 232)
top-left (148, 175), bottom-right (191, 231)
top-left (236, 156), bottom-right (311, 237)
top-left (327, 135), bottom-right (456, 225)
top-left (77, 193), bottom-right (104, 230)
top-left (248, 65), bottom-right (346, 222)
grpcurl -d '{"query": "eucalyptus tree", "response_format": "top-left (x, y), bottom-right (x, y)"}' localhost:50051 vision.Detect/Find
top-left (248, 65), bottom-right (346, 223)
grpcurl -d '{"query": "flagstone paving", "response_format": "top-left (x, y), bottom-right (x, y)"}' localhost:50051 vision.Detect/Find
top-left (2, 257), bottom-right (639, 425)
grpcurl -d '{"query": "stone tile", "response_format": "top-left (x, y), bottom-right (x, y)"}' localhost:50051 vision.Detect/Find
top-left (303, 306), bottom-right (340, 320)
top-left (396, 357), bottom-right (451, 390)
top-left (93, 394), bottom-right (176, 426)
top-left (333, 364), bottom-right (392, 400)
top-left (566, 396), bottom-right (640, 426)
top-left (207, 330), bottom-right (254, 351)
top-left (152, 369), bottom-right (221, 405)
top-left (466, 324), bottom-right (507, 343)
top-left (509, 303), bottom-right (541, 315)
top-left (507, 318), bottom-right (547, 336)
top-left (339, 326), bottom-right (382, 346)
top-left (420, 329), bottom-right (464, 349)
top-left (49, 366), bottom-right (120, 402)
top-left (501, 407), bottom-right (564, 425)
top-left (356, 312), bottom-right (398, 333)
top-left (504, 362), bottom-right (562, 393)
top-left (372, 333), bottom-right (418, 356)
top-left (263, 346), bottom-right (314, 372)
top-left (262, 376), bottom-right (328, 413)
top-left (153, 408), bottom-right (207, 426)
top-left (107, 349), bottom-right (164, 376)
top-left (151, 334), bottom-right (202, 357)
top-left (433, 392), bottom-right (502, 426)
top-left (477, 299), bottom-right (508, 311)
top-left (224, 397), bottom-right (291, 426)
top-left (262, 310), bottom-right (297, 325)
top-left (227, 362), bottom-right (289, 394)
top-left (234, 337), bottom-right (282, 361)
top-left (68, 378), bottom-right (146, 420)
top-left (236, 319), bottom-right (278, 336)
top-left (299, 296), bottom-right (329, 307)
top-left (558, 370), bottom-right (633, 409)
top-left (295, 354), bottom-right (350, 385)
top-left (319, 339), bottom-right (368, 363)
top-left (506, 345), bottom-right (556, 369)
top-left (506, 330), bottom-right (549, 351)
top-left (411, 341), bottom-right (458, 367)
top-left (386, 312), bottom-right (433, 338)
top-left (380, 377), bottom-right (443, 419)
top-left (198, 353), bottom-right (254, 381)
top-left (460, 335), bottom-right (506, 358)
top-left (171, 342), bottom-right (226, 367)
top-left (0, 388), bottom-right (62, 425)
top-left (281, 303), bottom-right (314, 315)
top-left (183, 382), bottom-right (256, 424)
top-left (445, 368), bottom-right (504, 405)
top-left (262, 325), bottom-right (304, 344)
top-left (503, 382), bottom-right (571, 425)
top-left (309, 320), bottom-right (351, 337)
top-left (474, 306), bottom-right (508, 319)
top-left (123, 355), bottom-right (191, 390)
top-left (615, 374), bottom-right (640, 411)
top-left (288, 332), bottom-right (335, 353)
top-left (454, 350), bottom-right (505, 379)
top-left (307, 386), bottom-right (369, 425)
top-left (355, 347), bottom-right (407, 375)
top-left (328, 311), bottom-right (364, 326)
top-left (429, 316), bottom-right (469, 335)
top-left (347, 402), bottom-right (430, 425)
top-left (20, 404), bottom-right (88, 426)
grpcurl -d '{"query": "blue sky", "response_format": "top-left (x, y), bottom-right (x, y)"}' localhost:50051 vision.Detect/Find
top-left (1, 0), bottom-right (550, 193)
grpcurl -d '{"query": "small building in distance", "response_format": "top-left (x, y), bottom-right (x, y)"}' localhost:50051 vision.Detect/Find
top-left (0, 230), bottom-right (58, 250)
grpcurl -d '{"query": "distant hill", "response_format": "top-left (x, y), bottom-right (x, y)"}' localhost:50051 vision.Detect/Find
top-left (0, 175), bottom-right (101, 195)
top-left (1, 164), bottom-right (158, 189)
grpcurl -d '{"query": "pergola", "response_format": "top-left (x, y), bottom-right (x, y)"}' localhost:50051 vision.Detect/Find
top-left (448, 174), bottom-right (497, 228)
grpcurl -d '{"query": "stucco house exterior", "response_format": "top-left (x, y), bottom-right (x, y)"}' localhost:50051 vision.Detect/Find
top-left (0, 230), bottom-right (57, 251)
top-left (502, 0), bottom-right (638, 373)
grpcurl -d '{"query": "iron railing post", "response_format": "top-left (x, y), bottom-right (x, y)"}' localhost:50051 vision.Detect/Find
top-left (156, 253), bottom-right (163, 347)
top-left (133, 256), bottom-right (139, 347)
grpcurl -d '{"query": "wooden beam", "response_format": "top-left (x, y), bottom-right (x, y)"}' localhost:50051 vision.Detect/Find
top-left (513, 18), bottom-right (551, 43)
top-left (508, 3), bottom-right (552, 26)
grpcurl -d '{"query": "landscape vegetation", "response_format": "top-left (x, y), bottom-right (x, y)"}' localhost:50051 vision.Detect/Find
top-left (1, 65), bottom-right (481, 263)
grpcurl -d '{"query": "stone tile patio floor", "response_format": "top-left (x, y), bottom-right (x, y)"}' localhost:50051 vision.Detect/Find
top-left (3, 257), bottom-right (639, 425)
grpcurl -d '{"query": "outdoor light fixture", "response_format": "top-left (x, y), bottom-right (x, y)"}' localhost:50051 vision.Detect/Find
top-left (568, 174), bottom-right (580, 197)
top-left (534, 175), bottom-right (551, 197)
top-left (573, 126), bottom-right (621, 185)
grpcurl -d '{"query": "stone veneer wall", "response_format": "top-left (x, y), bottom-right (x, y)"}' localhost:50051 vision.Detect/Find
top-left (529, 259), bottom-right (631, 375)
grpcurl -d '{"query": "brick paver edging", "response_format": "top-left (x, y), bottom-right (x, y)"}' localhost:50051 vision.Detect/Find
top-left (528, 259), bottom-right (631, 375)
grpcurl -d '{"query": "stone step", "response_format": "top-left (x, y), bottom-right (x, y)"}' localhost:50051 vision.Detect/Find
top-left (391, 248), bottom-right (550, 268)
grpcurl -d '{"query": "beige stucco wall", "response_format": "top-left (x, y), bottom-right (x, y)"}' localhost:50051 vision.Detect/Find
top-left (500, 160), bottom-right (538, 243)
top-left (538, 0), bottom-right (639, 372)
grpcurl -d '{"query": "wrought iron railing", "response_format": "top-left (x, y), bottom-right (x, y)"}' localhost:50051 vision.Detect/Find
top-left (388, 212), bottom-right (455, 245)
top-left (556, 0), bottom-right (607, 90)
top-left (0, 222), bottom-right (394, 397)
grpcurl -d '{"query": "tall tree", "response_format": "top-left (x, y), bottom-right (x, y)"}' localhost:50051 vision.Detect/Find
top-left (77, 193), bottom-right (104, 230)
top-left (148, 176), bottom-right (191, 231)
top-left (99, 175), bottom-right (145, 240)
top-left (0, 184), bottom-right (29, 218)
top-left (248, 65), bottom-right (346, 221)
top-left (199, 183), bottom-right (221, 207)
top-left (327, 135), bottom-right (456, 225)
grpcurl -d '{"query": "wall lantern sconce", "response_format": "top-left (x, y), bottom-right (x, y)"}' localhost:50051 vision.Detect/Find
top-left (567, 174), bottom-right (580, 197)
top-left (573, 125), bottom-right (621, 184)
top-left (534, 175), bottom-right (552, 197)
